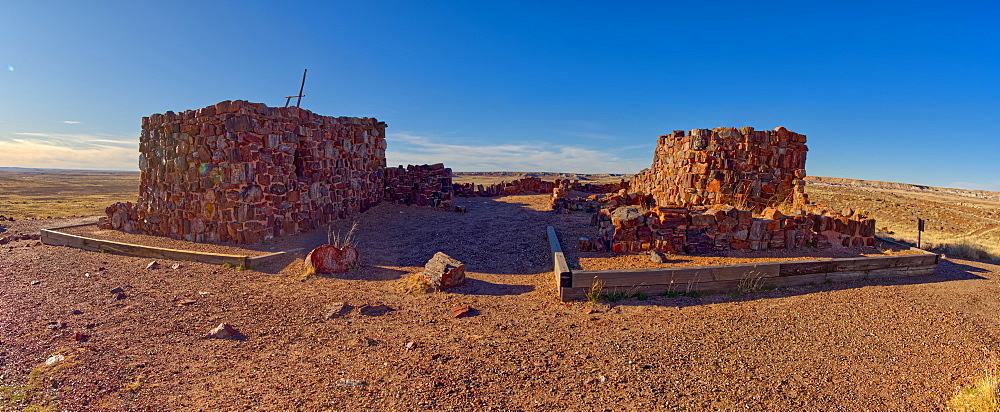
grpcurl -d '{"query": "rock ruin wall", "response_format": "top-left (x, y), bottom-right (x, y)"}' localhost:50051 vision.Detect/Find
top-left (630, 127), bottom-right (809, 211)
top-left (101, 100), bottom-right (388, 244)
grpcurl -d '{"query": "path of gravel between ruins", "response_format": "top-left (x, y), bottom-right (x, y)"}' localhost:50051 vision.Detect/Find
top-left (3, 194), bottom-right (1000, 411)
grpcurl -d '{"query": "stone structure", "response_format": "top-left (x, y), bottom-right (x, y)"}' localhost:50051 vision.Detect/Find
top-left (383, 163), bottom-right (453, 208)
top-left (101, 100), bottom-right (388, 244)
top-left (630, 127), bottom-right (809, 212)
top-left (586, 204), bottom-right (876, 254)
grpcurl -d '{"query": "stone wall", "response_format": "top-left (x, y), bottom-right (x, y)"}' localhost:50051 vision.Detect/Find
top-left (100, 100), bottom-right (388, 244)
top-left (585, 205), bottom-right (876, 254)
top-left (384, 163), bottom-right (453, 207)
top-left (630, 127), bottom-right (809, 212)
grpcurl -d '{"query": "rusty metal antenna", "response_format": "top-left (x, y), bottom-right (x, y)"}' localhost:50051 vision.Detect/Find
top-left (284, 69), bottom-right (308, 107)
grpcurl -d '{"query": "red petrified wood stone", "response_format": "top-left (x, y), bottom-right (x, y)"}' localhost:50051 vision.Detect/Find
top-left (303, 244), bottom-right (360, 275)
top-left (420, 252), bottom-right (466, 291)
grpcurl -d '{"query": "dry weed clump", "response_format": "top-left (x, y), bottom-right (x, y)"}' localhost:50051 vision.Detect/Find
top-left (931, 240), bottom-right (1000, 262)
top-left (398, 273), bottom-right (433, 294)
top-left (949, 370), bottom-right (1000, 411)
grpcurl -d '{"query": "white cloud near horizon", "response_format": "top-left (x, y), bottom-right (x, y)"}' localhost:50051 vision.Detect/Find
top-left (62, 120), bottom-right (80, 124)
top-left (385, 132), bottom-right (649, 174)
top-left (0, 132), bottom-right (138, 170)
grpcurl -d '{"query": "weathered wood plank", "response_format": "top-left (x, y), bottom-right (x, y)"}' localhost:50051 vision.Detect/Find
top-left (710, 263), bottom-right (780, 281)
top-left (572, 267), bottom-right (713, 288)
top-left (246, 248), bottom-right (306, 266)
top-left (762, 273), bottom-right (828, 288)
top-left (546, 226), bottom-right (563, 254)
top-left (547, 227), bottom-right (572, 288)
top-left (560, 286), bottom-right (589, 301)
top-left (41, 228), bottom-right (250, 266)
top-left (778, 259), bottom-right (843, 275)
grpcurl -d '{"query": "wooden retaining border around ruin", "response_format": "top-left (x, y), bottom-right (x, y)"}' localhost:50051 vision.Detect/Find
top-left (547, 226), bottom-right (940, 301)
top-left (40, 223), bottom-right (304, 268)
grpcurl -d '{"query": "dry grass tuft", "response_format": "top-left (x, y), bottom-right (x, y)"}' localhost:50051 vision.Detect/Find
top-left (398, 273), bottom-right (432, 294)
top-left (931, 240), bottom-right (1000, 262)
top-left (949, 370), bottom-right (1000, 411)
top-left (327, 221), bottom-right (359, 249)
top-left (586, 277), bottom-right (604, 303)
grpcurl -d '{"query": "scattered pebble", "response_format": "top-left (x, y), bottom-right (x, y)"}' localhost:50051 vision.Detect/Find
top-left (335, 378), bottom-right (367, 388)
top-left (451, 305), bottom-right (473, 318)
top-left (358, 304), bottom-right (393, 317)
top-left (44, 354), bottom-right (65, 365)
top-left (356, 337), bottom-right (378, 347)
top-left (404, 341), bottom-right (416, 350)
top-left (170, 263), bottom-right (181, 270)
top-left (323, 302), bottom-right (350, 320)
top-left (73, 331), bottom-right (90, 342)
top-left (205, 323), bottom-right (244, 340)
top-left (145, 261), bottom-right (160, 270)
top-left (650, 250), bottom-right (666, 263)
top-left (177, 299), bottom-right (197, 307)
top-left (29, 280), bottom-right (41, 285)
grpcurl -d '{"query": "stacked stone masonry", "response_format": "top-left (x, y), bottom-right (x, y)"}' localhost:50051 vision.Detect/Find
top-left (630, 127), bottom-right (809, 212)
top-left (584, 204), bottom-right (876, 254)
top-left (100, 100), bottom-right (389, 244)
top-left (384, 163), bottom-right (453, 208)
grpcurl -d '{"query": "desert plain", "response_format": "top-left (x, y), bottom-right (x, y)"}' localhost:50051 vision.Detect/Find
top-left (2, 169), bottom-right (1000, 411)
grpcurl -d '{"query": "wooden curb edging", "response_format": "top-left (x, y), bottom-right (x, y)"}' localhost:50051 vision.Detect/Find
top-left (40, 224), bottom-right (304, 268)
top-left (547, 227), bottom-right (940, 301)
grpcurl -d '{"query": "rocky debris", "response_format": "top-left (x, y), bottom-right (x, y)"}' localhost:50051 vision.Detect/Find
top-left (29, 280), bottom-right (41, 285)
top-left (335, 378), bottom-right (367, 388)
top-left (170, 263), bottom-right (181, 270)
top-left (454, 206), bottom-right (467, 213)
top-left (383, 163), bottom-right (453, 208)
top-left (205, 323), bottom-right (245, 340)
top-left (358, 304), bottom-right (393, 317)
top-left (109, 286), bottom-right (128, 300)
top-left (73, 331), bottom-right (90, 342)
top-left (593, 203), bottom-right (877, 254)
top-left (419, 252), bottom-right (466, 291)
top-left (302, 245), bottom-right (359, 276)
top-left (176, 299), bottom-right (197, 307)
top-left (450, 305), bottom-right (473, 318)
top-left (323, 302), bottom-right (351, 319)
top-left (650, 250), bottom-right (667, 263)
top-left (45, 354), bottom-right (65, 365)
top-left (1, 233), bottom-right (41, 245)
top-left (404, 341), bottom-right (416, 350)
top-left (356, 337), bottom-right (378, 347)
top-left (145, 261), bottom-right (160, 270)
top-left (48, 320), bottom-right (66, 330)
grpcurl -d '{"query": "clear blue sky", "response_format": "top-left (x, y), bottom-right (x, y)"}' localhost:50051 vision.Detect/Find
top-left (1, 1), bottom-right (998, 190)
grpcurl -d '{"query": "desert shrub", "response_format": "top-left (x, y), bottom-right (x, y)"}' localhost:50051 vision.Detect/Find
top-left (586, 277), bottom-right (604, 303)
top-left (949, 370), bottom-right (1000, 411)
top-left (932, 240), bottom-right (1000, 262)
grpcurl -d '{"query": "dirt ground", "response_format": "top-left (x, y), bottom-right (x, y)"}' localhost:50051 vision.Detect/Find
top-left (3, 193), bottom-right (1000, 411)
top-left (806, 179), bottom-right (1000, 255)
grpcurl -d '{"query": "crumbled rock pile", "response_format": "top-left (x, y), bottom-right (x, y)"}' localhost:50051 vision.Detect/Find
top-left (383, 163), bottom-right (453, 208)
top-left (585, 204), bottom-right (876, 254)
top-left (630, 127), bottom-right (809, 212)
top-left (452, 177), bottom-right (554, 197)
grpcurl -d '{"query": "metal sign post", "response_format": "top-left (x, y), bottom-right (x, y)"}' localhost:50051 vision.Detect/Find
top-left (284, 69), bottom-right (308, 107)
top-left (917, 218), bottom-right (925, 249)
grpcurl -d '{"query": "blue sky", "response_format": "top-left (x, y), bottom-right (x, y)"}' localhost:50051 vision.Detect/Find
top-left (1, 1), bottom-right (998, 190)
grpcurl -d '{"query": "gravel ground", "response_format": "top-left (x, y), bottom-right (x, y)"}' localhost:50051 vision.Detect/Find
top-left (2, 194), bottom-right (999, 411)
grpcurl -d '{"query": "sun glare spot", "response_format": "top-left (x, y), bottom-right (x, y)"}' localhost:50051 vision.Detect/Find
top-left (6, 65), bottom-right (13, 72)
